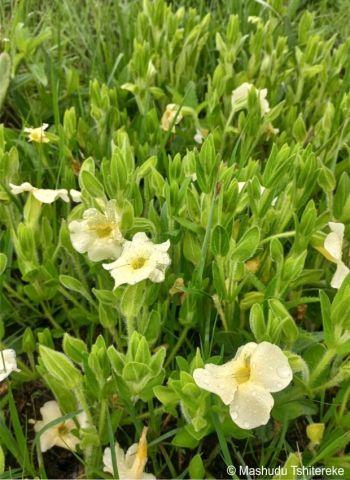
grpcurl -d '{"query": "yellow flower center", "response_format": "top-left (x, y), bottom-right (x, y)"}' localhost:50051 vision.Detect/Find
top-left (131, 257), bottom-right (147, 270)
top-left (58, 423), bottom-right (69, 436)
top-left (234, 364), bottom-right (251, 384)
top-left (90, 222), bottom-right (114, 238)
top-left (233, 357), bottom-right (251, 384)
top-left (29, 129), bottom-right (48, 143)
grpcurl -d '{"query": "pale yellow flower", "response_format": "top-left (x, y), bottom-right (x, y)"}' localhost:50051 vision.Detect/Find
top-left (194, 128), bottom-right (209, 144)
top-left (9, 182), bottom-right (70, 203)
top-left (69, 189), bottom-right (82, 202)
top-left (103, 232), bottom-right (171, 288)
top-left (324, 222), bottom-right (349, 289)
top-left (69, 201), bottom-right (123, 262)
top-left (161, 104), bottom-right (183, 132)
top-left (0, 349), bottom-right (20, 382)
top-left (34, 400), bottom-right (87, 452)
top-left (24, 123), bottom-right (50, 143)
top-left (231, 82), bottom-right (270, 115)
top-left (103, 427), bottom-right (155, 480)
top-left (193, 342), bottom-right (292, 429)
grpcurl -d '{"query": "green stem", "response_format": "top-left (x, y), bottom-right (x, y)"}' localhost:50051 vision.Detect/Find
top-left (310, 348), bottom-right (335, 386)
top-left (220, 108), bottom-right (236, 155)
top-left (260, 230), bottom-right (296, 245)
top-left (40, 301), bottom-right (63, 331)
top-left (74, 386), bottom-right (98, 476)
top-left (126, 315), bottom-right (135, 339)
top-left (165, 326), bottom-right (190, 367)
top-left (119, 406), bottom-right (164, 426)
top-left (195, 187), bottom-right (217, 285)
top-left (98, 400), bottom-right (107, 437)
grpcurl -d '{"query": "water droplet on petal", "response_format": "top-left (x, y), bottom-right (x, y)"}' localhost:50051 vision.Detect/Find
top-left (231, 411), bottom-right (238, 420)
top-left (277, 366), bottom-right (291, 379)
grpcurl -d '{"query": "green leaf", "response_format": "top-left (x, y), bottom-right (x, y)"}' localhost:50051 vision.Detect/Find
top-left (0, 253), bottom-right (7, 275)
top-left (59, 274), bottom-right (92, 302)
top-left (80, 170), bottom-right (105, 198)
top-left (0, 445), bottom-right (4, 474)
top-left (39, 346), bottom-right (82, 389)
top-left (319, 290), bottom-right (334, 346)
top-left (189, 453), bottom-right (205, 480)
top-left (249, 303), bottom-right (266, 341)
top-left (183, 231), bottom-right (202, 265)
top-left (63, 333), bottom-right (88, 363)
top-left (233, 226), bottom-right (260, 262)
top-left (269, 298), bottom-right (299, 342)
top-left (211, 225), bottom-right (229, 256)
top-left (120, 283), bottom-right (145, 318)
top-left (0, 52), bottom-right (11, 110)
top-left (172, 427), bottom-right (199, 448)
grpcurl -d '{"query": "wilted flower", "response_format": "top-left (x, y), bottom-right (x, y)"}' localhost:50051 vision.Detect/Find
top-left (324, 222), bottom-right (349, 289)
top-left (34, 400), bottom-right (87, 452)
top-left (69, 189), bottom-right (82, 202)
top-left (9, 182), bottom-right (70, 203)
top-left (0, 349), bottom-right (20, 382)
top-left (103, 427), bottom-right (155, 479)
top-left (245, 258), bottom-right (260, 273)
top-left (69, 201), bottom-right (123, 262)
top-left (169, 277), bottom-right (186, 303)
top-left (193, 341), bottom-right (292, 429)
top-left (161, 104), bottom-right (183, 132)
top-left (231, 82), bottom-right (270, 115)
top-left (194, 128), bottom-right (209, 144)
top-left (103, 232), bottom-right (171, 289)
top-left (24, 123), bottom-right (50, 143)
top-left (264, 123), bottom-right (279, 138)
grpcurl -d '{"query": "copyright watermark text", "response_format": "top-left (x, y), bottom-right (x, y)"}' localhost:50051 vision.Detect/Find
top-left (227, 465), bottom-right (345, 478)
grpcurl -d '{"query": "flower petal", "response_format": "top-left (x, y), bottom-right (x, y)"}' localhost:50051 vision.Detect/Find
top-left (331, 261), bottom-right (350, 289)
top-left (103, 447), bottom-right (114, 474)
top-left (39, 400), bottom-right (62, 423)
top-left (324, 232), bottom-right (343, 262)
top-left (9, 182), bottom-right (34, 194)
top-left (87, 239), bottom-right (122, 262)
top-left (249, 342), bottom-right (293, 392)
top-left (193, 360), bottom-right (237, 405)
top-left (54, 431), bottom-right (80, 451)
top-left (229, 382), bottom-right (274, 429)
top-left (70, 189), bottom-right (82, 202)
top-left (0, 349), bottom-right (19, 381)
top-left (69, 221), bottom-right (93, 254)
top-left (32, 188), bottom-right (69, 203)
top-left (329, 222), bottom-right (345, 239)
top-left (35, 422), bottom-right (59, 452)
top-left (233, 342), bottom-right (257, 362)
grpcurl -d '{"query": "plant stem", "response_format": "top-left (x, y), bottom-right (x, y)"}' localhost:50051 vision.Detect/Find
top-left (310, 348), bottom-right (335, 386)
top-left (195, 186), bottom-right (217, 285)
top-left (126, 315), bottom-right (135, 339)
top-left (260, 230), bottom-right (296, 245)
top-left (165, 326), bottom-right (190, 367)
top-left (74, 386), bottom-right (98, 477)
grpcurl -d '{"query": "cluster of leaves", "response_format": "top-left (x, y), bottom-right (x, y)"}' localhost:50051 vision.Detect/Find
top-left (0, 0), bottom-right (350, 478)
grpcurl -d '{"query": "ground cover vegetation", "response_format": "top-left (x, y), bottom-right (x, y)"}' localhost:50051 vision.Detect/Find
top-left (0, 0), bottom-right (350, 478)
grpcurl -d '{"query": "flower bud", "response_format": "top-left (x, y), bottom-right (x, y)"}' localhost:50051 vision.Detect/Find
top-left (306, 423), bottom-right (325, 445)
top-left (39, 346), bottom-right (82, 389)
